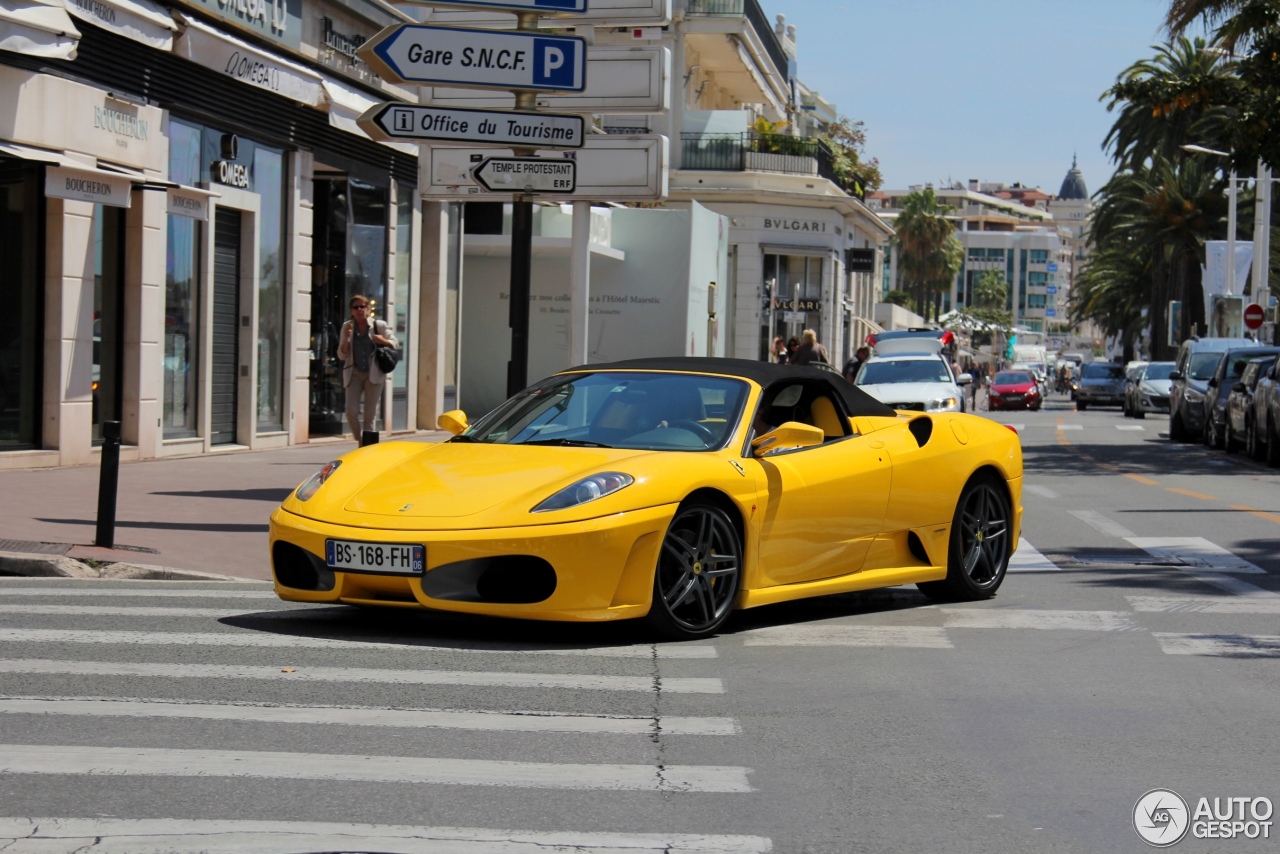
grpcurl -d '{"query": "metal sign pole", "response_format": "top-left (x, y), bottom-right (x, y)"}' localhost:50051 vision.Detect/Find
top-left (506, 9), bottom-right (538, 396)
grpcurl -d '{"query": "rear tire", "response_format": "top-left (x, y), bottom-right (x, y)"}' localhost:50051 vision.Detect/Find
top-left (917, 474), bottom-right (1011, 602)
top-left (1247, 419), bottom-right (1261, 460)
top-left (644, 501), bottom-right (742, 640)
top-left (1170, 409), bottom-right (1189, 442)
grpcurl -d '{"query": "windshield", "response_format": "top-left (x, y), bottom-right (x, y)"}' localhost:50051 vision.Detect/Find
top-left (858, 358), bottom-right (951, 385)
top-left (1143, 363), bottom-right (1175, 381)
top-left (994, 372), bottom-right (1033, 385)
top-left (1082, 363), bottom-right (1124, 380)
top-left (461, 372), bottom-right (749, 451)
top-left (1187, 352), bottom-right (1224, 381)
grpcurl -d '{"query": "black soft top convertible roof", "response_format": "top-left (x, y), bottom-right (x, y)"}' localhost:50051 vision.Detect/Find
top-left (563, 357), bottom-right (897, 418)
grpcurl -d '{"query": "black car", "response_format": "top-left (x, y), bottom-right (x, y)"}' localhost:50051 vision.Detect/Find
top-left (1203, 346), bottom-right (1280, 449)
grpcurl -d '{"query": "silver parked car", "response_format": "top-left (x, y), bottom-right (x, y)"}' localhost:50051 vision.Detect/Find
top-left (1249, 359), bottom-right (1280, 465)
top-left (1125, 361), bottom-right (1174, 419)
top-left (1169, 337), bottom-right (1261, 442)
top-left (1226, 355), bottom-right (1278, 454)
top-left (1075, 362), bottom-right (1126, 410)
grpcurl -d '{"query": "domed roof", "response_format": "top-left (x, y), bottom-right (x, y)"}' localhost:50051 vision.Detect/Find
top-left (1058, 154), bottom-right (1088, 200)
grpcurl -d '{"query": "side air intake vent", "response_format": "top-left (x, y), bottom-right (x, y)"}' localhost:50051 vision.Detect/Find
top-left (908, 417), bottom-right (933, 448)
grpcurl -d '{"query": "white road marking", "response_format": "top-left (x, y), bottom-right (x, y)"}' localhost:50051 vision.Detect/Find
top-left (742, 625), bottom-right (952, 648)
top-left (0, 744), bottom-right (754, 793)
top-left (0, 659), bottom-right (724, 694)
top-left (1126, 537), bottom-right (1267, 574)
top-left (0, 628), bottom-right (716, 659)
top-left (1153, 633), bottom-right (1280, 658)
top-left (0, 817), bottom-right (774, 854)
top-left (0, 697), bottom-right (737, 736)
top-left (0, 587), bottom-right (277, 599)
top-left (1008, 539), bottom-right (1059, 572)
top-left (1116, 425), bottom-right (1145, 431)
top-left (1069, 510), bottom-right (1137, 539)
top-left (0, 604), bottom-right (245, 618)
top-left (942, 609), bottom-right (1139, 631)
top-left (1023, 484), bottom-right (1059, 499)
top-left (1056, 424), bottom-right (1084, 431)
top-left (1128, 596), bottom-right (1280, 614)
top-left (1006, 423), bottom-right (1025, 431)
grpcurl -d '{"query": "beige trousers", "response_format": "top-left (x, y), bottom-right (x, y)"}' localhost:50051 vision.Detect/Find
top-left (345, 370), bottom-right (383, 437)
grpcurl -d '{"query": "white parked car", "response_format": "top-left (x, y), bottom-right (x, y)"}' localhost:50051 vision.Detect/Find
top-left (854, 337), bottom-right (972, 412)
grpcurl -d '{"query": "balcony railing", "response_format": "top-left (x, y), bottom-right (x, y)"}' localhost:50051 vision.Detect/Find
top-left (682, 132), bottom-right (865, 199)
top-left (686, 0), bottom-right (790, 82)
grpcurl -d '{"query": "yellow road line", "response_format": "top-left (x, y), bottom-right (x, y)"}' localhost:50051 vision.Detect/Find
top-left (1229, 504), bottom-right (1280, 525)
top-left (1125, 474), bottom-right (1160, 486)
top-left (1166, 487), bottom-right (1217, 501)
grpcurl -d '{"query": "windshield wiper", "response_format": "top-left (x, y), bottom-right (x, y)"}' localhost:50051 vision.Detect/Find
top-left (523, 438), bottom-right (614, 448)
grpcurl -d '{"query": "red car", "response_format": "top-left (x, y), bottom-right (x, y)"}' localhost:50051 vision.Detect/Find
top-left (988, 370), bottom-right (1042, 411)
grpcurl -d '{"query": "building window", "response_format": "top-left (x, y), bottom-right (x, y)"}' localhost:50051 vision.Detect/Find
top-left (254, 145), bottom-right (286, 432)
top-left (762, 253), bottom-right (823, 360)
top-left (1028, 271), bottom-right (1048, 286)
top-left (164, 119), bottom-right (203, 439)
top-left (1028, 293), bottom-right (1047, 308)
top-left (1029, 249), bottom-right (1049, 264)
top-left (391, 183), bottom-right (414, 431)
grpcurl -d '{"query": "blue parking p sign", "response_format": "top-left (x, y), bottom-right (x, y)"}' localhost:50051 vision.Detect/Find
top-left (534, 38), bottom-right (575, 88)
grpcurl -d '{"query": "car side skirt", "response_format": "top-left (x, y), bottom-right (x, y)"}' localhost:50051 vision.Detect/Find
top-left (737, 561), bottom-right (947, 609)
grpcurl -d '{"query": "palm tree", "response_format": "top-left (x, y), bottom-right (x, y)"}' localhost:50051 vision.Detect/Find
top-left (893, 188), bottom-right (961, 320)
top-left (1166, 0), bottom-right (1276, 50)
top-left (974, 270), bottom-right (1008, 310)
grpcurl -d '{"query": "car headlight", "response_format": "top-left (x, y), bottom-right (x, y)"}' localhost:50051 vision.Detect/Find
top-left (1140, 384), bottom-right (1159, 395)
top-left (532, 472), bottom-right (634, 513)
top-left (1183, 388), bottom-right (1205, 404)
top-left (927, 396), bottom-right (959, 412)
top-left (295, 460), bottom-right (341, 501)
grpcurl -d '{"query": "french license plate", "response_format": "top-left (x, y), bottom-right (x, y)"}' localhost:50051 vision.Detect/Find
top-left (325, 539), bottom-right (424, 575)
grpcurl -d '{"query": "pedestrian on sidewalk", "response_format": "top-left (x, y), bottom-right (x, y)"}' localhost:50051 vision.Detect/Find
top-left (337, 295), bottom-right (398, 440)
top-left (792, 329), bottom-right (829, 366)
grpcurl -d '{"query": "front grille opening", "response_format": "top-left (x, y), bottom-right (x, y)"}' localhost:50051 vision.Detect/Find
top-left (422, 556), bottom-right (558, 604)
top-left (272, 541), bottom-right (336, 591)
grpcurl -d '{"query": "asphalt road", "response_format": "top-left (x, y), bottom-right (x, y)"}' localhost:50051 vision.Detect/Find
top-left (1, 390), bottom-right (1277, 853)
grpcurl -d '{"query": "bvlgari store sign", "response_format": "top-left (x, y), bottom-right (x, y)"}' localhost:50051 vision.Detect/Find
top-left (45, 166), bottom-right (132, 207)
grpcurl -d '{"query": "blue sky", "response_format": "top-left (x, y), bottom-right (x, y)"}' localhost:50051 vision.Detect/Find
top-left (769, 0), bottom-right (1199, 196)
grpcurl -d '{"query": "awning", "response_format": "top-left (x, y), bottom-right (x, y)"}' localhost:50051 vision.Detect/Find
top-left (321, 78), bottom-right (417, 157)
top-left (63, 0), bottom-right (176, 50)
top-left (173, 13), bottom-right (324, 108)
top-left (0, 0), bottom-right (80, 59)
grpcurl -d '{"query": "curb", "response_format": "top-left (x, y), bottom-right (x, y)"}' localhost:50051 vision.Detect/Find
top-left (0, 551), bottom-right (245, 582)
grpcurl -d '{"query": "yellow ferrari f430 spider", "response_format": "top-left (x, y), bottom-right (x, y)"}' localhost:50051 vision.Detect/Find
top-left (270, 358), bottom-right (1023, 639)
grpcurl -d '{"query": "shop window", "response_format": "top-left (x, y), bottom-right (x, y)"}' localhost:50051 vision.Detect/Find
top-left (0, 163), bottom-right (42, 449)
top-left (92, 205), bottom-right (126, 445)
top-left (164, 119), bottom-right (203, 439)
top-left (761, 253), bottom-right (823, 361)
top-left (391, 183), bottom-right (414, 431)
top-left (255, 146), bottom-right (286, 432)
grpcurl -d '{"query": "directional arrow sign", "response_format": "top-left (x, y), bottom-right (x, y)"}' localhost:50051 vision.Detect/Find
top-left (359, 25), bottom-right (586, 91)
top-left (472, 157), bottom-right (577, 193)
top-left (358, 103), bottom-right (585, 148)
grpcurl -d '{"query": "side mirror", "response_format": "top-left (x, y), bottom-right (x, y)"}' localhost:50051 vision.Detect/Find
top-left (1168, 371), bottom-right (1183, 381)
top-left (437, 409), bottom-right (469, 436)
top-left (1208, 378), bottom-right (1218, 388)
top-left (1232, 381), bottom-right (1247, 394)
top-left (751, 421), bottom-right (825, 457)
top-left (957, 373), bottom-right (973, 386)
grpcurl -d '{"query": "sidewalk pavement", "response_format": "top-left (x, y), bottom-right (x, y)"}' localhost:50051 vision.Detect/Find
top-left (0, 432), bottom-right (448, 582)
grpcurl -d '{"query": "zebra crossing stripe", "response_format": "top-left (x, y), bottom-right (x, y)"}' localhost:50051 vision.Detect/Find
top-left (941, 609), bottom-right (1140, 631)
top-left (0, 587), bottom-right (278, 599)
top-left (1008, 539), bottom-right (1059, 572)
top-left (1023, 484), bottom-right (1059, 499)
top-left (1152, 633), bottom-right (1280, 658)
top-left (0, 817), bottom-right (774, 853)
top-left (0, 628), bottom-right (717, 659)
top-left (742, 625), bottom-right (952, 648)
top-left (1128, 596), bottom-right (1280, 614)
top-left (0, 659), bottom-right (725, 694)
top-left (1125, 538), bottom-right (1267, 574)
top-left (0, 605), bottom-right (247, 618)
top-left (1069, 510), bottom-right (1136, 539)
top-left (0, 744), bottom-right (755, 793)
top-left (0, 697), bottom-right (739, 736)
top-left (1116, 425), bottom-right (1145, 431)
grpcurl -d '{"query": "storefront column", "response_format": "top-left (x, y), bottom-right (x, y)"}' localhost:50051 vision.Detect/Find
top-left (289, 150), bottom-right (314, 446)
top-left (417, 200), bottom-right (449, 427)
top-left (734, 246), bottom-right (763, 360)
top-left (123, 186), bottom-right (166, 455)
top-left (43, 197), bottom-right (95, 465)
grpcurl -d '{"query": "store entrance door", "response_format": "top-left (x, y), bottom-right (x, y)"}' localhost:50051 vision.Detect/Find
top-left (211, 209), bottom-right (241, 446)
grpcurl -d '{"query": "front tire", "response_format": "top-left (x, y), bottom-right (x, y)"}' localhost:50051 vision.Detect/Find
top-left (917, 475), bottom-right (1012, 602)
top-left (645, 501), bottom-right (742, 640)
top-left (1077, 401), bottom-right (1088, 411)
top-left (1170, 408), bottom-right (1189, 442)
top-left (1267, 416), bottom-right (1280, 468)
top-left (1246, 418), bottom-right (1260, 460)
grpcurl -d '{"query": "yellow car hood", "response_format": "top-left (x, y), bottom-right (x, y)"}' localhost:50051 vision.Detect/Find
top-left (285, 441), bottom-right (670, 529)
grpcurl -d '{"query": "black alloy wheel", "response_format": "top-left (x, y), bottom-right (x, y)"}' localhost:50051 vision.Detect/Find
top-left (918, 474), bottom-right (1011, 601)
top-left (646, 501), bottom-right (742, 639)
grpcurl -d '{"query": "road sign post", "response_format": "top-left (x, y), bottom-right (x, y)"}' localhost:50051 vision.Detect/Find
top-left (358, 25), bottom-right (587, 91)
top-left (1245, 302), bottom-right (1265, 331)
top-left (358, 103), bottom-right (584, 148)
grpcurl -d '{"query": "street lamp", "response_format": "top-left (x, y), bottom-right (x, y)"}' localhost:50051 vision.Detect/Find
top-left (1180, 143), bottom-right (1245, 301)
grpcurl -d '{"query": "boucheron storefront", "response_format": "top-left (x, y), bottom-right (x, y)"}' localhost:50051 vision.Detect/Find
top-left (0, 0), bottom-right (421, 468)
